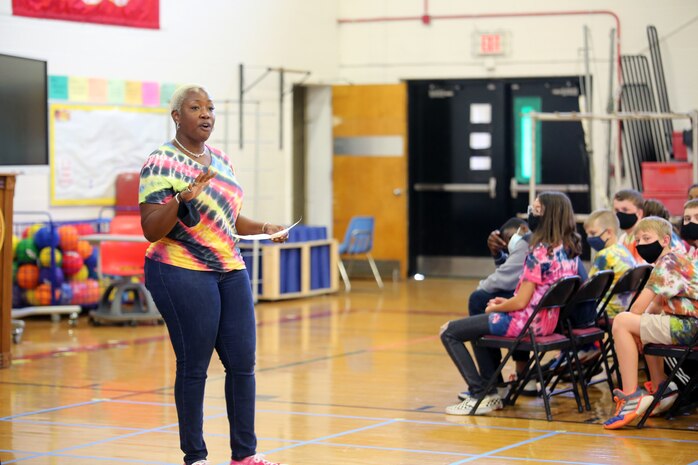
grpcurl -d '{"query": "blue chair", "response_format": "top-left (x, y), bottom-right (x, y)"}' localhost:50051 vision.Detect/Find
top-left (337, 216), bottom-right (384, 291)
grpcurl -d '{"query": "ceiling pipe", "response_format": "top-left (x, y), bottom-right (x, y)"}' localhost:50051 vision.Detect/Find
top-left (338, 4), bottom-right (623, 87)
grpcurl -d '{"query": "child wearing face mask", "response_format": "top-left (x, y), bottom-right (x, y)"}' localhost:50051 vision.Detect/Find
top-left (613, 189), bottom-right (645, 262)
top-left (603, 217), bottom-right (698, 429)
top-left (440, 191), bottom-right (581, 416)
top-left (584, 209), bottom-right (636, 318)
top-left (680, 199), bottom-right (698, 259)
top-left (643, 198), bottom-right (686, 254)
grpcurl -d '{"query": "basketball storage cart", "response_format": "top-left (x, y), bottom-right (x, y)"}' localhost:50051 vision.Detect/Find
top-left (10, 212), bottom-right (106, 343)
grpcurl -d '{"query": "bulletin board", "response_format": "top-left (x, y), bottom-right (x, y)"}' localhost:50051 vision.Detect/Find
top-left (50, 103), bottom-right (171, 206)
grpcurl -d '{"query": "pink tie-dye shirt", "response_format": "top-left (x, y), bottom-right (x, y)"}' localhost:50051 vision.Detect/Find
top-left (488, 243), bottom-right (579, 337)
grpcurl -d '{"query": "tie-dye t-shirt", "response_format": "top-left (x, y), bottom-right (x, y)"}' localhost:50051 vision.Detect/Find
top-left (489, 243), bottom-right (579, 337)
top-left (645, 252), bottom-right (698, 344)
top-left (589, 242), bottom-right (637, 317)
top-left (139, 142), bottom-right (245, 272)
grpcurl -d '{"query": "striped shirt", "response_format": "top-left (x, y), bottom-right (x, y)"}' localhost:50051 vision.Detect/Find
top-left (139, 142), bottom-right (245, 272)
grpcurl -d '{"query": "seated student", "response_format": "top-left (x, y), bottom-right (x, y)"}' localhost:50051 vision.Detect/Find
top-left (440, 192), bottom-right (581, 415)
top-left (603, 217), bottom-right (698, 430)
top-left (643, 198), bottom-right (685, 253)
top-left (467, 218), bottom-right (532, 394)
top-left (613, 189), bottom-right (645, 262)
top-left (583, 209), bottom-right (637, 319)
top-left (688, 183), bottom-right (698, 201)
top-left (473, 218), bottom-right (530, 312)
top-left (680, 199), bottom-right (698, 259)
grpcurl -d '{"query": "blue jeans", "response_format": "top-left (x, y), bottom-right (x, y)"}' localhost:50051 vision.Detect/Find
top-left (145, 258), bottom-right (257, 464)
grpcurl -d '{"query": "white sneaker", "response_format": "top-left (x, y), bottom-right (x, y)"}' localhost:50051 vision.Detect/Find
top-left (521, 379), bottom-right (541, 396)
top-left (191, 461), bottom-right (210, 465)
top-left (459, 386), bottom-right (509, 400)
top-left (645, 381), bottom-right (679, 416)
top-left (446, 394), bottom-right (503, 416)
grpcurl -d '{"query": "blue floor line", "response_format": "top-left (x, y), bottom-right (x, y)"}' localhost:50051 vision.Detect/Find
top-left (0, 399), bottom-right (103, 420)
top-left (309, 441), bottom-right (614, 464)
top-left (7, 399), bottom-right (696, 446)
top-left (2, 413), bottom-right (226, 464)
top-left (447, 431), bottom-right (561, 465)
top-left (2, 418), bottom-right (145, 431)
top-left (256, 419), bottom-right (399, 456)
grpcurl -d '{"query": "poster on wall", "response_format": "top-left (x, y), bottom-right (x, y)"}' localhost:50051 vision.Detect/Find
top-left (50, 104), bottom-right (171, 206)
top-left (12, 0), bottom-right (159, 29)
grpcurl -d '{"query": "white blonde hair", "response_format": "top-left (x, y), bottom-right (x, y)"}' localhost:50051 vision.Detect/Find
top-left (169, 84), bottom-right (208, 113)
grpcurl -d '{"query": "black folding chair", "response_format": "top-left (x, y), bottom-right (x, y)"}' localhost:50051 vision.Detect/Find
top-left (472, 275), bottom-right (582, 421)
top-left (637, 330), bottom-right (698, 428)
top-left (555, 270), bottom-right (615, 411)
top-left (590, 264), bottom-right (653, 391)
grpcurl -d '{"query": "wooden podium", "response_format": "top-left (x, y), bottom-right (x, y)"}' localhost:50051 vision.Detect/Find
top-left (0, 173), bottom-right (16, 368)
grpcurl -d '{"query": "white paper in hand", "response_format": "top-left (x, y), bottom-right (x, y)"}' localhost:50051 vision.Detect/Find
top-left (232, 219), bottom-right (302, 241)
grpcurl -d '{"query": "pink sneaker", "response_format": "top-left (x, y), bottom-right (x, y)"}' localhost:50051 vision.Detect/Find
top-left (231, 454), bottom-right (287, 465)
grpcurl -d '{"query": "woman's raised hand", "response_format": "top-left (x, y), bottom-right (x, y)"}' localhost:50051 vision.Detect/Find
top-left (181, 170), bottom-right (216, 202)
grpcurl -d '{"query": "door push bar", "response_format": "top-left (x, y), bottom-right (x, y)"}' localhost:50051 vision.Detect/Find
top-left (413, 177), bottom-right (497, 199)
top-left (509, 177), bottom-right (589, 199)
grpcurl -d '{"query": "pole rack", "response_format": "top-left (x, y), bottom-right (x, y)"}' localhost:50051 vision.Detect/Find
top-left (238, 64), bottom-right (311, 150)
top-left (525, 110), bottom-right (698, 207)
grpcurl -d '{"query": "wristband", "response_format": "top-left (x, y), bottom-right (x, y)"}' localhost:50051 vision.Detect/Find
top-left (262, 222), bottom-right (270, 234)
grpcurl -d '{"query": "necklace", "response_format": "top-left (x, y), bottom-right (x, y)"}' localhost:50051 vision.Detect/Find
top-left (174, 137), bottom-right (207, 158)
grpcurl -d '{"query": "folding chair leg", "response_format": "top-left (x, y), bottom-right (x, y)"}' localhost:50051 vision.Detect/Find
top-left (568, 337), bottom-right (592, 411)
top-left (607, 335), bottom-right (623, 391)
top-left (563, 351), bottom-right (584, 413)
top-left (366, 253), bottom-right (384, 289)
top-left (666, 373), bottom-right (698, 418)
top-left (469, 348), bottom-right (515, 415)
top-left (337, 258), bottom-right (351, 291)
top-left (638, 350), bottom-right (696, 428)
top-left (529, 333), bottom-right (554, 421)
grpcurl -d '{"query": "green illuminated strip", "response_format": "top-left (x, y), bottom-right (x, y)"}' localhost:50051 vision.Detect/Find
top-left (513, 97), bottom-right (542, 184)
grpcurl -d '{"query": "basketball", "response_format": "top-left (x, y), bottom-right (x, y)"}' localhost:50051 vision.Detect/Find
top-left (16, 264), bottom-right (40, 289)
top-left (15, 238), bottom-right (39, 264)
top-left (76, 240), bottom-right (93, 260)
top-left (61, 251), bottom-right (84, 276)
top-left (39, 247), bottom-right (63, 268)
top-left (33, 226), bottom-right (60, 250)
top-left (39, 266), bottom-right (64, 287)
top-left (58, 225), bottom-right (79, 252)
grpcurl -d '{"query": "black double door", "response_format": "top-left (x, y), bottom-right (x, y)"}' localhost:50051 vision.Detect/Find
top-left (408, 77), bottom-right (591, 276)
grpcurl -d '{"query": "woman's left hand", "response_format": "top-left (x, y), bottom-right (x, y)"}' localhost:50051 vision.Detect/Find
top-left (264, 223), bottom-right (288, 243)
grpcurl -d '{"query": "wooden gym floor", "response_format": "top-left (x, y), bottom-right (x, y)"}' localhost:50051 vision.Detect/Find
top-left (1, 278), bottom-right (697, 464)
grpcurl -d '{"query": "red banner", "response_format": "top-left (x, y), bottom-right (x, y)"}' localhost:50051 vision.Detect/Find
top-left (12, 0), bottom-right (159, 29)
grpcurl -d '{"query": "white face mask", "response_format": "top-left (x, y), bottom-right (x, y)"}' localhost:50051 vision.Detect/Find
top-left (508, 228), bottom-right (523, 252)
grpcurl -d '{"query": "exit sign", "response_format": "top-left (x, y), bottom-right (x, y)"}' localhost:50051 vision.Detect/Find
top-left (473, 31), bottom-right (509, 56)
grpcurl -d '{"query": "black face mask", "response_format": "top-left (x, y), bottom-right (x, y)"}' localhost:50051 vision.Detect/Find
top-left (636, 240), bottom-right (664, 264)
top-left (681, 222), bottom-right (698, 241)
top-left (527, 212), bottom-right (541, 232)
top-left (616, 211), bottom-right (638, 230)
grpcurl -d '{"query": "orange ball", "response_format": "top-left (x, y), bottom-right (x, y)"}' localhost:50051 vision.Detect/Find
top-left (58, 225), bottom-right (79, 252)
top-left (35, 283), bottom-right (60, 306)
top-left (17, 264), bottom-right (40, 290)
top-left (76, 240), bottom-right (93, 260)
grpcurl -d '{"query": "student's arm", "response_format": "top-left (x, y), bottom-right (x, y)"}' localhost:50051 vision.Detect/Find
top-left (478, 238), bottom-right (527, 293)
top-left (628, 288), bottom-right (657, 315)
top-left (485, 281), bottom-right (536, 313)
